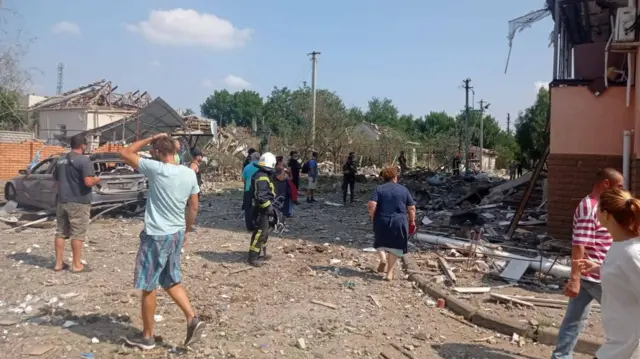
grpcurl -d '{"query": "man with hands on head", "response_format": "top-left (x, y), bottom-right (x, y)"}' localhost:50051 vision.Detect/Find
top-left (119, 133), bottom-right (205, 350)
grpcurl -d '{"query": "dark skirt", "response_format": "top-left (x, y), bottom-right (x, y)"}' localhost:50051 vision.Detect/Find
top-left (373, 213), bottom-right (409, 254)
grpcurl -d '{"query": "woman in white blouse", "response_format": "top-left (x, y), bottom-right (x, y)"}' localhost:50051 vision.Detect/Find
top-left (576, 188), bottom-right (640, 359)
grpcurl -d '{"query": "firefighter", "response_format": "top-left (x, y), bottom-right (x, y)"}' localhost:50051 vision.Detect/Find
top-left (248, 152), bottom-right (277, 267)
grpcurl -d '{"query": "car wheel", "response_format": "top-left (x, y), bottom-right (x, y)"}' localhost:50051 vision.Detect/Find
top-left (4, 183), bottom-right (16, 202)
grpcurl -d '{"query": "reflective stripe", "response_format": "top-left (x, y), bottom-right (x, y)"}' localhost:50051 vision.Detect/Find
top-left (250, 230), bottom-right (262, 252)
top-left (259, 200), bottom-right (271, 208)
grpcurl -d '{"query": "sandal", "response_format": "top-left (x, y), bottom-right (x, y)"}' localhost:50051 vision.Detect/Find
top-left (53, 263), bottom-right (70, 272)
top-left (70, 266), bottom-right (93, 274)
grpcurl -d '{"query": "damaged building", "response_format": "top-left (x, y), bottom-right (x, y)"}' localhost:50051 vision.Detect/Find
top-left (27, 80), bottom-right (152, 144)
top-left (545, 0), bottom-right (638, 239)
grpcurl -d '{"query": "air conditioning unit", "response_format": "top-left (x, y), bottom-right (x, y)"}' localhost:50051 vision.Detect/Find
top-left (615, 7), bottom-right (637, 42)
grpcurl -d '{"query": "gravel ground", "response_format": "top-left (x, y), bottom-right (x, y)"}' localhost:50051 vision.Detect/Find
top-left (0, 180), bottom-right (594, 358)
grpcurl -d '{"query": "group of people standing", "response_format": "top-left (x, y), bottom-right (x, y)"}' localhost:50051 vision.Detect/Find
top-left (52, 133), bottom-right (206, 350)
top-left (549, 168), bottom-right (640, 359)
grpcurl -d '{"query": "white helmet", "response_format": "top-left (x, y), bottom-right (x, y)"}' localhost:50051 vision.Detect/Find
top-left (258, 152), bottom-right (276, 170)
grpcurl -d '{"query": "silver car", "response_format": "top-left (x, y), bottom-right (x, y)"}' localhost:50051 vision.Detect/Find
top-left (4, 152), bottom-right (147, 210)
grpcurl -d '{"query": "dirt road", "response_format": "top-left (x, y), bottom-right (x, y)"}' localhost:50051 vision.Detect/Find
top-left (0, 185), bottom-right (593, 358)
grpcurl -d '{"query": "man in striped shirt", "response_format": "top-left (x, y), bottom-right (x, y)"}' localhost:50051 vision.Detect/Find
top-left (550, 168), bottom-right (623, 359)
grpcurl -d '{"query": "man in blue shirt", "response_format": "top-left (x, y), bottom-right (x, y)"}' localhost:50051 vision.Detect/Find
top-left (306, 151), bottom-right (319, 203)
top-left (120, 133), bottom-right (205, 351)
top-left (242, 152), bottom-right (261, 230)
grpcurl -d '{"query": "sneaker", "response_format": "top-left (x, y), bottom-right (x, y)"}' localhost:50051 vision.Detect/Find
top-left (184, 316), bottom-right (206, 347)
top-left (124, 333), bottom-right (156, 350)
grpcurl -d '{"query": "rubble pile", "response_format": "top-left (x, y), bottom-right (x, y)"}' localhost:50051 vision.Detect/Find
top-left (401, 169), bottom-right (566, 283)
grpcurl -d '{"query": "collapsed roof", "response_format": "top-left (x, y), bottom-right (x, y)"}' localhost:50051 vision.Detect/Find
top-left (28, 79), bottom-right (152, 111)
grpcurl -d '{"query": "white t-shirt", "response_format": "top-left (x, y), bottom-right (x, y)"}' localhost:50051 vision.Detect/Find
top-left (597, 238), bottom-right (640, 359)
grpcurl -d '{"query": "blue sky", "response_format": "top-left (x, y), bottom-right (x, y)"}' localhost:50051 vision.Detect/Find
top-left (3, 0), bottom-right (552, 129)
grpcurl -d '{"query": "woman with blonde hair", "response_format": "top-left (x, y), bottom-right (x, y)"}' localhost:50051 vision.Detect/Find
top-left (575, 188), bottom-right (640, 358)
top-left (368, 166), bottom-right (416, 281)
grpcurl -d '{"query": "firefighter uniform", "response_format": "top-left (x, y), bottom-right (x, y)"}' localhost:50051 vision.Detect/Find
top-left (248, 167), bottom-right (276, 266)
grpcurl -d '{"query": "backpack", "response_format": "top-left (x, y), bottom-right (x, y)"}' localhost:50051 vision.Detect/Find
top-left (301, 160), bottom-right (310, 174)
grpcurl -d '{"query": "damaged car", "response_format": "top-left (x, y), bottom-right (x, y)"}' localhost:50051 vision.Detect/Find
top-left (4, 152), bottom-right (147, 210)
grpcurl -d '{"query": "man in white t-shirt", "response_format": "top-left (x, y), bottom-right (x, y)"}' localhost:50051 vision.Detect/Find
top-left (550, 168), bottom-right (623, 359)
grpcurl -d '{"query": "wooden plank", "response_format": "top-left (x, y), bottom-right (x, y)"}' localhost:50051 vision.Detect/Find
top-left (437, 257), bottom-right (457, 283)
top-left (453, 287), bottom-right (491, 294)
top-left (490, 293), bottom-right (534, 307)
top-left (310, 299), bottom-right (337, 309)
top-left (505, 144), bottom-right (550, 239)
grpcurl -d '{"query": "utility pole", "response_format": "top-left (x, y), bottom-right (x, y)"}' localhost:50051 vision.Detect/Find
top-left (462, 78), bottom-right (472, 174)
top-left (506, 113), bottom-right (511, 135)
top-left (308, 51), bottom-right (321, 146)
top-left (478, 99), bottom-right (490, 171)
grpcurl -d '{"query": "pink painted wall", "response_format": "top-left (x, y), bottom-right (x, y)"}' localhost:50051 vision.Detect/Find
top-left (550, 86), bottom-right (634, 155)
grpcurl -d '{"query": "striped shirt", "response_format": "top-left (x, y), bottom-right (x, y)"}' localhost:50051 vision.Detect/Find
top-left (572, 195), bottom-right (613, 282)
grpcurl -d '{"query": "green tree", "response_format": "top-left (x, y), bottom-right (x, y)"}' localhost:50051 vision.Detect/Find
top-left (0, 89), bottom-right (21, 130)
top-left (200, 89), bottom-right (263, 127)
top-left (515, 87), bottom-right (549, 165)
top-left (200, 89), bottom-right (236, 126)
top-left (182, 108), bottom-right (195, 116)
top-left (232, 90), bottom-right (263, 128)
top-left (417, 111), bottom-right (457, 139)
top-left (365, 97), bottom-right (398, 126)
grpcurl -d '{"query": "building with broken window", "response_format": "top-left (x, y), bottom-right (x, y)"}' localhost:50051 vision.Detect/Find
top-left (27, 80), bottom-right (152, 143)
top-left (546, 0), bottom-right (637, 239)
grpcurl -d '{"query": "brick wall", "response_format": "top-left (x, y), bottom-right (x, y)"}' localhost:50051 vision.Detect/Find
top-left (548, 153), bottom-right (622, 240)
top-left (0, 141), bottom-right (125, 180)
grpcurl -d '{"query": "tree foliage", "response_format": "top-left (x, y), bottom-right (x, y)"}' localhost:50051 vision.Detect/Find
top-left (515, 88), bottom-right (549, 165)
top-left (200, 89), bottom-right (264, 127)
top-left (198, 79), bottom-right (552, 171)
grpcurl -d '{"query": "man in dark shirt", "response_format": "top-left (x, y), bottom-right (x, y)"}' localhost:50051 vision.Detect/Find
top-left (398, 151), bottom-right (407, 173)
top-left (288, 151), bottom-right (301, 191)
top-left (342, 152), bottom-right (357, 204)
top-left (53, 134), bottom-right (100, 273)
top-left (243, 148), bottom-right (256, 169)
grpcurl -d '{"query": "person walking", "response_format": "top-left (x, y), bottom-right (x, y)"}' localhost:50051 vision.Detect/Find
top-left (248, 152), bottom-right (277, 267)
top-left (305, 151), bottom-right (319, 203)
top-left (575, 188), bottom-right (640, 359)
top-left (342, 152), bottom-right (357, 204)
top-left (120, 133), bottom-right (205, 350)
top-left (367, 166), bottom-right (416, 281)
top-left (516, 162), bottom-right (523, 178)
top-left (53, 134), bottom-right (100, 273)
top-left (242, 152), bottom-right (261, 231)
top-left (550, 168), bottom-right (623, 359)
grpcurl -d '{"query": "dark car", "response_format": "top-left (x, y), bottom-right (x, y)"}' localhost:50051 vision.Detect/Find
top-left (4, 152), bottom-right (147, 210)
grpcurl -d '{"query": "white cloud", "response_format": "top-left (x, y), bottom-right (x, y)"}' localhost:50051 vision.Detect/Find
top-left (201, 75), bottom-right (252, 90)
top-left (201, 79), bottom-right (214, 88)
top-left (51, 21), bottom-right (80, 35)
top-left (534, 81), bottom-right (549, 92)
top-left (126, 8), bottom-right (252, 50)
top-left (149, 60), bottom-right (161, 67)
top-left (223, 74), bottom-right (251, 90)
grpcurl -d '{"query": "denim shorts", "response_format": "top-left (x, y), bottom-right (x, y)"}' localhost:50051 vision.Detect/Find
top-left (133, 231), bottom-right (184, 291)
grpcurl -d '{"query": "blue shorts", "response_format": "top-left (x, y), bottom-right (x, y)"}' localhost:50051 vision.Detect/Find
top-left (134, 231), bottom-right (184, 291)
